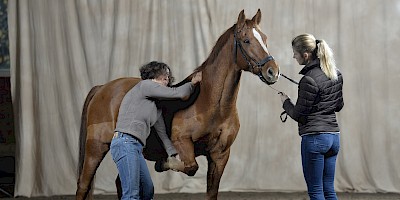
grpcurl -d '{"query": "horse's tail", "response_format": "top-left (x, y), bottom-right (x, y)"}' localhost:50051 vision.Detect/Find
top-left (78, 85), bottom-right (102, 176)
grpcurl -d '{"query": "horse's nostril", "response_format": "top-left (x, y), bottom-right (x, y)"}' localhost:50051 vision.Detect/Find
top-left (267, 68), bottom-right (274, 77)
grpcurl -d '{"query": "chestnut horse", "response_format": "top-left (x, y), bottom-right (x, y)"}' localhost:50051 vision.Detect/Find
top-left (76, 9), bottom-right (279, 200)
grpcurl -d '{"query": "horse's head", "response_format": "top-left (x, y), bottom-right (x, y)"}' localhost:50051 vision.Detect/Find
top-left (233, 9), bottom-right (279, 85)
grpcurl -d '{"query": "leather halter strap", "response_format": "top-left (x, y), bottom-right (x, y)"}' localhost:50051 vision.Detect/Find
top-left (233, 30), bottom-right (274, 84)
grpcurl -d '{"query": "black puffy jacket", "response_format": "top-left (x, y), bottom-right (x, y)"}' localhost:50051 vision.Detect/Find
top-left (283, 59), bottom-right (344, 136)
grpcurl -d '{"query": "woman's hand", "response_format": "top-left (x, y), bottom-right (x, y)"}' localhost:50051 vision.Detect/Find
top-left (278, 92), bottom-right (289, 103)
top-left (191, 71), bottom-right (202, 85)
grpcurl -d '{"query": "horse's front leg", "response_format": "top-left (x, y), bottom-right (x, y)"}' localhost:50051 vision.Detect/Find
top-left (206, 147), bottom-right (231, 200)
top-left (155, 129), bottom-right (198, 175)
top-left (154, 154), bottom-right (185, 172)
top-left (161, 114), bottom-right (201, 176)
top-left (171, 133), bottom-right (199, 176)
top-left (162, 155), bottom-right (185, 171)
top-left (206, 120), bottom-right (239, 200)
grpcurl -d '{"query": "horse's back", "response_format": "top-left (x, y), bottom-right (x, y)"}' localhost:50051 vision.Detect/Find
top-left (86, 77), bottom-right (141, 130)
top-left (83, 76), bottom-right (200, 161)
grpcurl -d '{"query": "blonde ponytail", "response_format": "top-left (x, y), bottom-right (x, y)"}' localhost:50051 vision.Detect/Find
top-left (292, 34), bottom-right (338, 80)
top-left (317, 40), bottom-right (338, 80)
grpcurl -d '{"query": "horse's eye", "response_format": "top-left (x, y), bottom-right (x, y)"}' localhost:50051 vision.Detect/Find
top-left (243, 39), bottom-right (250, 44)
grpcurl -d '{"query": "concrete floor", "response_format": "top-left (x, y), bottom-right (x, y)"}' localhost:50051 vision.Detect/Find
top-left (1, 192), bottom-right (400, 200)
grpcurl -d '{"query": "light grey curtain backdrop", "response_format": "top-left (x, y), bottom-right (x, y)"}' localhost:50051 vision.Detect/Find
top-left (8, 0), bottom-right (400, 197)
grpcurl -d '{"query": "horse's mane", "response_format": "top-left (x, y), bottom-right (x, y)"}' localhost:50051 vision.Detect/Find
top-left (172, 24), bottom-right (236, 88)
top-left (195, 25), bottom-right (235, 72)
top-left (153, 25), bottom-right (237, 154)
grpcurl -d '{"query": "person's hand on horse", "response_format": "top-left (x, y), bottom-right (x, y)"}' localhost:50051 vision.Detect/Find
top-left (278, 92), bottom-right (289, 103)
top-left (166, 153), bottom-right (184, 172)
top-left (191, 71), bottom-right (202, 85)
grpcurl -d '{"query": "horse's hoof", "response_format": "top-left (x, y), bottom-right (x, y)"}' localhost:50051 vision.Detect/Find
top-left (185, 165), bottom-right (199, 176)
top-left (154, 161), bottom-right (167, 172)
top-left (187, 169), bottom-right (197, 176)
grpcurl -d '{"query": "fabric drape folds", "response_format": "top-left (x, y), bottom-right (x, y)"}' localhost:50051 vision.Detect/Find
top-left (8, 0), bottom-right (400, 197)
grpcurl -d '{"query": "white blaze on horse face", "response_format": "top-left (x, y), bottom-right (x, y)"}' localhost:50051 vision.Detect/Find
top-left (252, 28), bottom-right (269, 54)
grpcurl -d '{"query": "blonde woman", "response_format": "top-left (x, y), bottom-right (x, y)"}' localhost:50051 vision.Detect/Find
top-left (279, 34), bottom-right (344, 200)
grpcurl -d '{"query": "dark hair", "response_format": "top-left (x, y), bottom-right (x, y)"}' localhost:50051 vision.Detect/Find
top-left (139, 61), bottom-right (175, 85)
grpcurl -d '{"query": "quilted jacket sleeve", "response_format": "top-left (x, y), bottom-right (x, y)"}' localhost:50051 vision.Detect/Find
top-left (283, 76), bottom-right (319, 124)
top-left (335, 73), bottom-right (344, 112)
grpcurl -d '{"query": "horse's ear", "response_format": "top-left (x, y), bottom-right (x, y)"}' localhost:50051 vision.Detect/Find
top-left (252, 9), bottom-right (262, 25)
top-left (237, 10), bottom-right (246, 30)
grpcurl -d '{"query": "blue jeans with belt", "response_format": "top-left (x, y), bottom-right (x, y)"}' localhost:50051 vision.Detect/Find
top-left (110, 132), bottom-right (154, 200)
top-left (301, 133), bottom-right (340, 200)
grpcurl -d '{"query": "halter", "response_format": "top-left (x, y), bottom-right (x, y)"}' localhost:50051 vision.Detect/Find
top-left (233, 28), bottom-right (300, 122)
top-left (233, 29), bottom-right (274, 84)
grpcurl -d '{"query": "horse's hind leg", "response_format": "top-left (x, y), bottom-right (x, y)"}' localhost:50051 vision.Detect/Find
top-left (76, 137), bottom-right (110, 200)
top-left (115, 175), bottom-right (122, 200)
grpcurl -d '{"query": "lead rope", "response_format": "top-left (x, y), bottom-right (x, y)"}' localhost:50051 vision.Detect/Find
top-left (268, 85), bottom-right (288, 122)
top-left (269, 73), bottom-right (299, 123)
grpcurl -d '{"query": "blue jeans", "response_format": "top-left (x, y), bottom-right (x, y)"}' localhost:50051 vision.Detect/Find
top-left (301, 133), bottom-right (340, 200)
top-left (110, 132), bottom-right (154, 200)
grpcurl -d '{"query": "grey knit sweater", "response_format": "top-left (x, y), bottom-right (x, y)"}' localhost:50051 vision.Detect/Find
top-left (115, 79), bottom-right (194, 156)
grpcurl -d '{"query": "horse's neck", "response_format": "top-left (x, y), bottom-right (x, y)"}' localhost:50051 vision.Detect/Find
top-left (201, 48), bottom-right (241, 110)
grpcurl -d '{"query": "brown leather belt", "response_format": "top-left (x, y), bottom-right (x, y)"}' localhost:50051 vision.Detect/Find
top-left (112, 132), bottom-right (144, 146)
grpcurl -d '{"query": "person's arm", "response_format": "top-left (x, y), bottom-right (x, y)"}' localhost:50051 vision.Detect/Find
top-left (142, 72), bottom-right (202, 100)
top-left (283, 76), bottom-right (319, 124)
top-left (335, 97), bottom-right (344, 112)
top-left (142, 80), bottom-right (194, 100)
top-left (153, 115), bottom-right (178, 157)
top-left (335, 73), bottom-right (344, 112)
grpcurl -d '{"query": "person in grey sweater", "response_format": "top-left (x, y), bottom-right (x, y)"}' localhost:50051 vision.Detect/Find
top-left (111, 61), bottom-right (202, 200)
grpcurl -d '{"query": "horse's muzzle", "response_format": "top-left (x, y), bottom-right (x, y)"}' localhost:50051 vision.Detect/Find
top-left (262, 66), bottom-right (279, 85)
